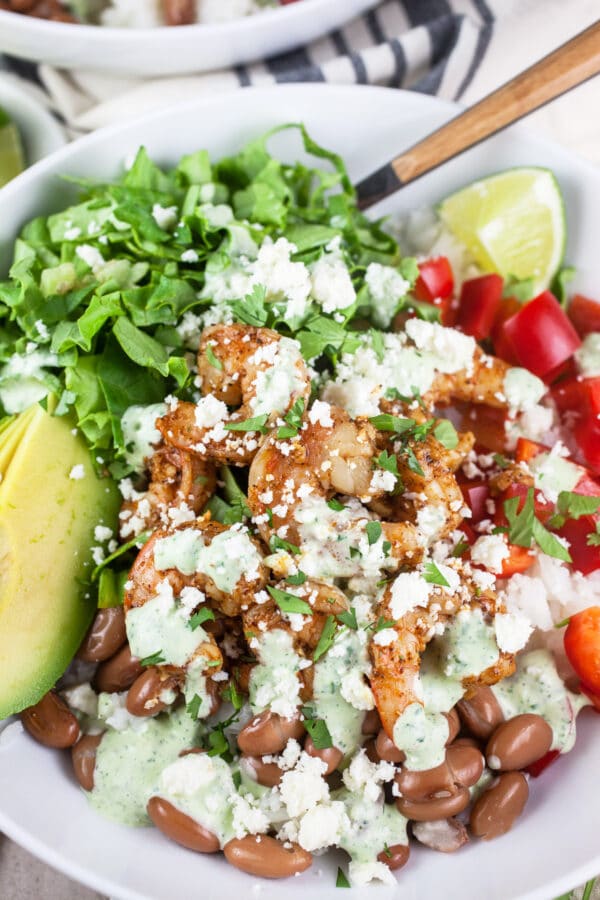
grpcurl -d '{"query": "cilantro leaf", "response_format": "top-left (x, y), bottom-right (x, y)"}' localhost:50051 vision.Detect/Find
top-left (369, 414), bottom-right (415, 434)
top-left (205, 342), bottom-right (223, 371)
top-left (269, 534), bottom-right (301, 555)
top-left (286, 570), bottom-right (307, 585)
top-left (337, 607), bottom-right (358, 630)
top-left (327, 498), bottom-right (346, 512)
top-left (423, 561), bottom-right (450, 586)
top-left (267, 585), bottom-right (313, 615)
top-left (366, 520), bottom-right (382, 545)
top-left (313, 615), bottom-right (338, 662)
top-left (277, 397), bottom-right (305, 439)
top-left (301, 706), bottom-right (333, 749)
top-left (140, 650), bottom-right (165, 667)
top-left (557, 491), bottom-right (600, 520)
top-left (230, 284), bottom-right (269, 327)
top-left (224, 414), bottom-right (269, 434)
top-left (375, 449), bottom-right (399, 476)
top-left (336, 868), bottom-right (351, 889)
top-left (434, 419), bottom-right (459, 450)
top-left (189, 608), bottom-right (216, 630)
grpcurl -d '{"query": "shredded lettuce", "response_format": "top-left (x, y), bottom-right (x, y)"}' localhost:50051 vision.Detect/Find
top-left (0, 125), bottom-right (418, 475)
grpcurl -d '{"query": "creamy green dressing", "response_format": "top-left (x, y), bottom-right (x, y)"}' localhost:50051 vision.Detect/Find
top-left (249, 629), bottom-right (303, 719)
top-left (156, 753), bottom-right (236, 845)
top-left (313, 627), bottom-right (372, 754)
top-left (503, 367), bottom-right (546, 412)
top-left (393, 609), bottom-right (501, 770)
top-left (126, 585), bottom-right (210, 667)
top-left (89, 707), bottom-right (201, 826)
top-left (121, 402), bottom-right (167, 473)
top-left (337, 790), bottom-right (408, 876)
top-left (491, 649), bottom-right (590, 752)
top-left (153, 527), bottom-right (262, 594)
top-left (294, 496), bottom-right (394, 587)
top-left (183, 662), bottom-right (212, 718)
top-left (529, 452), bottom-right (582, 503)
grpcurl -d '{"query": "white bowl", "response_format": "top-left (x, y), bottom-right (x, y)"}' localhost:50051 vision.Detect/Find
top-left (0, 84), bottom-right (599, 900)
top-left (0, 75), bottom-right (66, 172)
top-left (0, 0), bottom-right (378, 76)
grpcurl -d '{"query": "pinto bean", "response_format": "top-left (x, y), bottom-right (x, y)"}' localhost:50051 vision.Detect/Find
top-left (486, 714), bottom-right (553, 772)
top-left (147, 797), bottom-right (220, 852)
top-left (126, 667), bottom-right (175, 718)
top-left (77, 607), bottom-right (127, 663)
top-left (361, 709), bottom-right (381, 735)
top-left (457, 686), bottom-right (504, 740)
top-left (20, 691), bottom-right (80, 748)
top-left (161, 0), bottom-right (195, 26)
top-left (469, 772), bottom-right (529, 840)
top-left (396, 742), bottom-right (484, 801)
top-left (444, 708), bottom-right (461, 745)
top-left (93, 644), bottom-right (143, 694)
top-left (396, 786), bottom-right (471, 822)
top-left (364, 738), bottom-right (379, 764)
top-left (304, 736), bottom-right (343, 774)
top-left (223, 835), bottom-right (312, 879)
top-left (412, 818), bottom-right (469, 852)
top-left (375, 729), bottom-right (406, 764)
top-left (377, 843), bottom-right (410, 870)
top-left (71, 734), bottom-right (103, 791)
top-left (237, 710), bottom-right (304, 756)
top-left (241, 755), bottom-right (283, 788)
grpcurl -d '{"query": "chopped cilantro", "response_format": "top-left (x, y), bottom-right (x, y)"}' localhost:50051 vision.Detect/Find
top-left (186, 694), bottom-right (202, 719)
top-left (337, 607), bottom-right (358, 630)
top-left (313, 615), bottom-right (338, 662)
top-left (267, 585), bottom-right (313, 615)
top-left (302, 705), bottom-right (333, 749)
top-left (140, 650), bottom-right (165, 667)
top-left (269, 534), bottom-right (301, 555)
top-left (366, 520), bottom-right (382, 545)
top-left (327, 497), bottom-right (346, 512)
top-left (286, 570), bottom-right (307, 585)
top-left (434, 419), bottom-right (459, 450)
top-left (224, 414), bottom-right (269, 434)
top-left (205, 342), bottom-right (223, 371)
top-left (375, 449), bottom-right (399, 476)
top-left (369, 414), bottom-right (415, 434)
top-left (423, 560), bottom-right (450, 586)
top-left (188, 608), bottom-right (216, 631)
top-left (336, 868), bottom-right (351, 889)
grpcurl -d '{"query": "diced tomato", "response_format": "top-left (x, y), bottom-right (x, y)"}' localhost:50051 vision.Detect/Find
top-left (573, 417), bottom-right (600, 474)
top-left (573, 470), bottom-right (600, 499)
top-left (459, 480), bottom-right (490, 523)
top-left (543, 357), bottom-right (578, 386)
top-left (499, 291), bottom-right (582, 377)
top-left (568, 293), bottom-right (600, 338)
top-left (414, 257), bottom-right (454, 303)
top-left (500, 543), bottom-right (536, 577)
top-left (461, 404), bottom-right (507, 454)
top-left (564, 606), bottom-right (600, 693)
top-left (491, 296), bottom-right (521, 364)
top-left (455, 274), bottom-right (504, 340)
top-left (524, 749), bottom-right (560, 777)
top-left (557, 516), bottom-right (600, 575)
top-left (515, 437), bottom-right (548, 463)
top-left (553, 375), bottom-right (600, 421)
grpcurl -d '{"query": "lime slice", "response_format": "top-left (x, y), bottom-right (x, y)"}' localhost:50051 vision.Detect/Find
top-left (438, 168), bottom-right (566, 293)
top-left (0, 107), bottom-right (25, 189)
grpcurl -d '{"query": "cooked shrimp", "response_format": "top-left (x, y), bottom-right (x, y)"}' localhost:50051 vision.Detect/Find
top-left (248, 403), bottom-right (424, 582)
top-left (425, 348), bottom-right (511, 409)
top-left (157, 324), bottom-right (310, 465)
top-left (125, 516), bottom-right (268, 618)
top-left (369, 567), bottom-right (515, 740)
top-left (119, 446), bottom-right (216, 540)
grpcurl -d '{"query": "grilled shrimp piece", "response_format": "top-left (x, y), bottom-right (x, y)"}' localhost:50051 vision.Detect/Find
top-left (248, 403), bottom-right (424, 579)
top-left (119, 446), bottom-right (216, 540)
top-left (425, 348), bottom-right (512, 409)
top-left (125, 516), bottom-right (268, 618)
top-left (369, 569), bottom-right (515, 740)
top-left (157, 324), bottom-right (311, 465)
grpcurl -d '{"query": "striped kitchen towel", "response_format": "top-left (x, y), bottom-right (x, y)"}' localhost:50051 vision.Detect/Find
top-left (1, 0), bottom-right (598, 136)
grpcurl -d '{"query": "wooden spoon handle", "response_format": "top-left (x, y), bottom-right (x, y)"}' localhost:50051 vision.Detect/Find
top-left (356, 20), bottom-right (600, 209)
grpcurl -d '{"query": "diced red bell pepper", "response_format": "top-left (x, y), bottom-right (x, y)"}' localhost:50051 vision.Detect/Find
top-left (461, 404), bottom-right (508, 454)
top-left (491, 296), bottom-right (521, 364)
top-left (573, 417), bottom-right (600, 474)
top-left (524, 749), bottom-right (561, 777)
top-left (499, 543), bottom-right (536, 577)
top-left (456, 274), bottom-right (504, 340)
top-left (552, 375), bottom-right (600, 420)
top-left (515, 437), bottom-right (548, 463)
top-left (568, 294), bottom-right (600, 338)
top-left (414, 257), bottom-right (454, 303)
top-left (564, 606), bottom-right (600, 693)
top-left (557, 516), bottom-right (600, 575)
top-left (459, 480), bottom-right (491, 523)
top-left (499, 291), bottom-right (581, 377)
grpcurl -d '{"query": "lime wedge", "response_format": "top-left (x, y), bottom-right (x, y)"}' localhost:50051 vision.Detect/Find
top-left (438, 168), bottom-right (566, 293)
top-left (0, 107), bottom-right (25, 189)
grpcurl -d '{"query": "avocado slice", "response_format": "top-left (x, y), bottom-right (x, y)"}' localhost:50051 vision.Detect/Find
top-left (0, 407), bottom-right (37, 478)
top-left (0, 404), bottom-right (120, 719)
